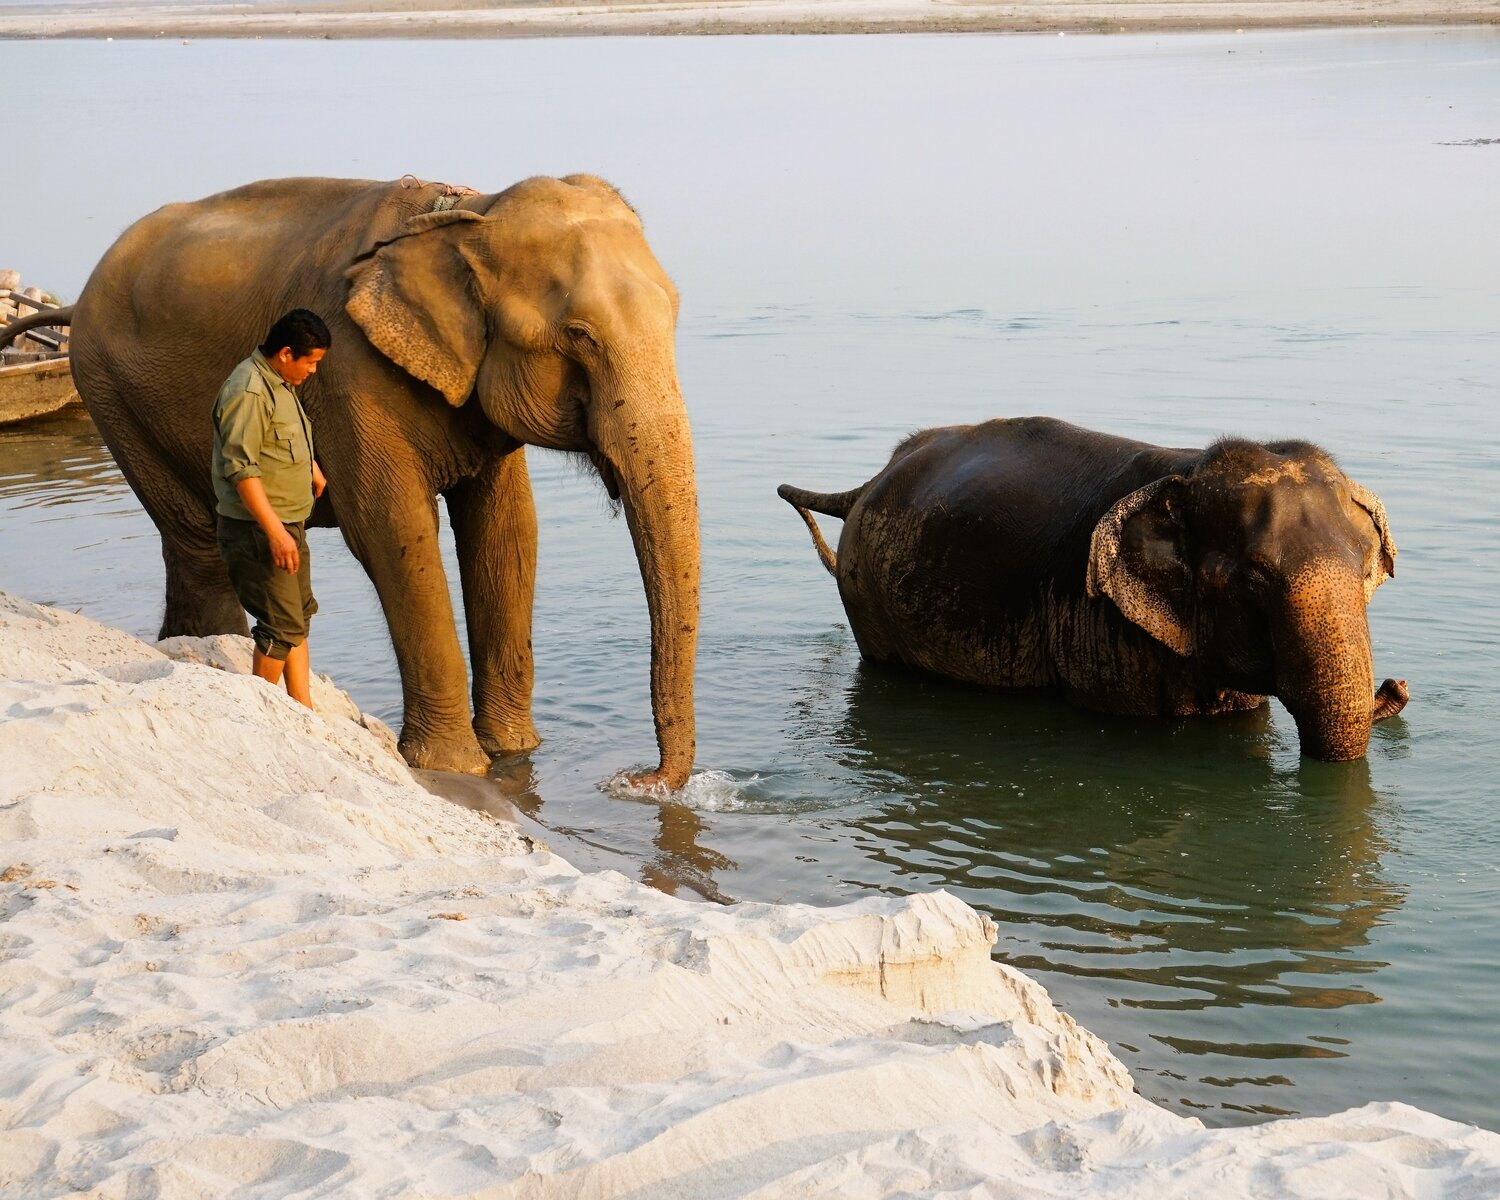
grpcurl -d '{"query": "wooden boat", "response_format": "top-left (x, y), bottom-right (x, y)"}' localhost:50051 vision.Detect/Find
top-left (0, 287), bottom-right (80, 426)
top-left (0, 355), bottom-right (80, 426)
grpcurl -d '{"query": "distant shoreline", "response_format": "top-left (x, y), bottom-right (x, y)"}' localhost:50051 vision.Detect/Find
top-left (2, 0), bottom-right (1498, 40)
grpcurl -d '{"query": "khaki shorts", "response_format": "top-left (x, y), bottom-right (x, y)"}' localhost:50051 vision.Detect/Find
top-left (216, 516), bottom-right (317, 660)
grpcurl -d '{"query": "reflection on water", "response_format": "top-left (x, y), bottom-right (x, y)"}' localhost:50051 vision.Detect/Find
top-left (0, 411), bottom-right (118, 504)
top-left (0, 412), bottom-right (161, 638)
top-left (638, 803), bottom-right (737, 904)
top-left (421, 756), bottom-right (738, 905)
top-left (825, 665), bottom-right (1404, 1116)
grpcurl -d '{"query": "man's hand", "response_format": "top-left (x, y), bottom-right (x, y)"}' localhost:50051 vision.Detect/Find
top-left (234, 476), bottom-right (301, 574)
top-left (312, 460), bottom-right (327, 499)
top-left (267, 524), bottom-right (300, 574)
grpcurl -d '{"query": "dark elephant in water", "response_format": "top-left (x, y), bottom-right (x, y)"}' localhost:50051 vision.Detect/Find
top-left (1, 175), bottom-right (699, 787)
top-left (779, 416), bottom-right (1408, 762)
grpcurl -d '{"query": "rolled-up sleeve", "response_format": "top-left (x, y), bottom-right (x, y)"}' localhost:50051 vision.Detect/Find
top-left (216, 388), bottom-right (269, 484)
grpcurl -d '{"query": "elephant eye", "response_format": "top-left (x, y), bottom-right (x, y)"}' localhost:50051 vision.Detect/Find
top-left (564, 322), bottom-right (600, 353)
top-left (1239, 561), bottom-right (1273, 589)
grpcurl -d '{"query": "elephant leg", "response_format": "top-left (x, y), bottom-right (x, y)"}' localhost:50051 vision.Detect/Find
top-left (444, 447), bottom-right (540, 757)
top-left (160, 524), bottom-right (247, 640)
top-left (337, 470), bottom-right (489, 775)
top-left (87, 388), bottom-right (246, 639)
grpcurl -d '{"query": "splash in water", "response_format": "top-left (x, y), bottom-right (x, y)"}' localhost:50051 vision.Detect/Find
top-left (602, 768), bottom-right (758, 813)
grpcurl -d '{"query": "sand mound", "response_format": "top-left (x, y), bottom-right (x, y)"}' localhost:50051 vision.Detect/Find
top-left (1, 592), bottom-right (1497, 1197)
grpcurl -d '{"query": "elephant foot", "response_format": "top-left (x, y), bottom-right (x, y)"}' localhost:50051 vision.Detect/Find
top-left (399, 728), bottom-right (490, 776)
top-left (1374, 677), bottom-right (1410, 722)
top-left (158, 598), bottom-right (250, 641)
top-left (475, 719), bottom-right (541, 758)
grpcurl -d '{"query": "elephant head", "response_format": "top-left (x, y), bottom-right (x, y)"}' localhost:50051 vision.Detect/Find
top-left (1087, 439), bottom-right (1402, 761)
top-left (344, 175), bottom-right (698, 788)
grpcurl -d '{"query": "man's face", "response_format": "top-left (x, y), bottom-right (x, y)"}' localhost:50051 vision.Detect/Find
top-left (271, 346), bottom-right (326, 387)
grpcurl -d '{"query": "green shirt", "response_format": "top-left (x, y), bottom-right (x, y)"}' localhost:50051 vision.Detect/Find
top-left (211, 349), bottom-right (316, 523)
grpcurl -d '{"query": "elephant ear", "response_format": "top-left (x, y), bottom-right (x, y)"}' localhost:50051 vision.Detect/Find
top-left (1086, 476), bottom-right (1195, 656)
top-left (345, 209), bottom-right (486, 407)
top-left (1346, 477), bottom-right (1397, 601)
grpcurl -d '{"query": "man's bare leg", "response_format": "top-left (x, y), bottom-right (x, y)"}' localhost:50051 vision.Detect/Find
top-left (282, 640), bottom-right (312, 708)
top-left (252, 648), bottom-right (286, 688)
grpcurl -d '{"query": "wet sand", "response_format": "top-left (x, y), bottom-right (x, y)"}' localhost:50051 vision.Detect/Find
top-left (1, 0), bottom-right (1497, 39)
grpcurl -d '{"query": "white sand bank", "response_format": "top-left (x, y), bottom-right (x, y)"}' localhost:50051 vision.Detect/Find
top-left (1, 0), bottom-right (1497, 39)
top-left (2, 590), bottom-right (1498, 1197)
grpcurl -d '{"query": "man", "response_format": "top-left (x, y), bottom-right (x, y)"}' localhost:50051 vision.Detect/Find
top-left (211, 309), bottom-right (330, 708)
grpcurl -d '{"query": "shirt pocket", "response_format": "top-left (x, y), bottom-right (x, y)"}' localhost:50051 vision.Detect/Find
top-left (268, 419), bottom-right (308, 464)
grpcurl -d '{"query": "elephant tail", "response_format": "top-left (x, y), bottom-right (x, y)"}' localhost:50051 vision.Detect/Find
top-left (0, 305), bottom-right (74, 353)
top-left (777, 482), bottom-right (865, 577)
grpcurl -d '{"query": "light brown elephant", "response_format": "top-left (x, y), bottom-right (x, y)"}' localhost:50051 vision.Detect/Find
top-left (27, 175), bottom-right (700, 786)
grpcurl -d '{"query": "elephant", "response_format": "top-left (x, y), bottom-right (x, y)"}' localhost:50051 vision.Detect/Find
top-left (2, 175), bottom-right (699, 787)
top-left (779, 416), bottom-right (1408, 762)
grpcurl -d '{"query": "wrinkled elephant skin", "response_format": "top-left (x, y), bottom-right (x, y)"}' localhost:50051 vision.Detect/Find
top-left (781, 416), bottom-right (1404, 762)
top-left (69, 176), bottom-right (699, 786)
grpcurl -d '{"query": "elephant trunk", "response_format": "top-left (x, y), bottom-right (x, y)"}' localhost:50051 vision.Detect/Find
top-left (1273, 564), bottom-right (1376, 762)
top-left (592, 378), bottom-right (700, 790)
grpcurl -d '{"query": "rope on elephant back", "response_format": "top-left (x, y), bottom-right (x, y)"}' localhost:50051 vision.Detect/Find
top-left (399, 174), bottom-right (480, 212)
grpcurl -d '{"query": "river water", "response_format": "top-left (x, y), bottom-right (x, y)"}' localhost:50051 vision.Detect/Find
top-left (3, 28), bottom-right (1499, 1130)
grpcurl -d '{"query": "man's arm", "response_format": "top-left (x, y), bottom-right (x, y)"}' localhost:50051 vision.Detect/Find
top-left (234, 477), bottom-right (300, 573)
top-left (217, 388), bottom-right (299, 573)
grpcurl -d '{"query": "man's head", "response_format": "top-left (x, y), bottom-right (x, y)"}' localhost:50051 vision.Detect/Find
top-left (260, 310), bottom-right (332, 386)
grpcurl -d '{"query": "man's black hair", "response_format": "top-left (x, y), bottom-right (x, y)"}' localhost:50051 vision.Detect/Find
top-left (259, 309), bottom-right (332, 359)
